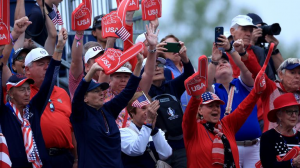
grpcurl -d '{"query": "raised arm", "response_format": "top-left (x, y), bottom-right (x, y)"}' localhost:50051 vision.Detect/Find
top-left (207, 43), bottom-right (222, 92)
top-left (265, 35), bottom-right (283, 70)
top-left (13, 0), bottom-right (26, 50)
top-left (231, 39), bottom-right (254, 86)
top-left (30, 28), bottom-right (67, 115)
top-left (70, 30), bottom-right (84, 79)
top-left (43, 6), bottom-right (57, 55)
top-left (139, 23), bottom-right (159, 93)
top-left (2, 17), bottom-right (32, 86)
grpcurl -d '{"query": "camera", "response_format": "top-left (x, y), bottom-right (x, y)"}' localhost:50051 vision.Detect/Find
top-left (257, 23), bottom-right (281, 43)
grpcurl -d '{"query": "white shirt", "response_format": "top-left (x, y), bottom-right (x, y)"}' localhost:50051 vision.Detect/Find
top-left (120, 122), bottom-right (172, 160)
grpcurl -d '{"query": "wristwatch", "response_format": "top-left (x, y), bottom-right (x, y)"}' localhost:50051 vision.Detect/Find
top-left (272, 49), bottom-right (280, 55)
top-left (148, 48), bottom-right (156, 53)
top-left (211, 60), bottom-right (219, 66)
top-left (239, 50), bottom-right (247, 56)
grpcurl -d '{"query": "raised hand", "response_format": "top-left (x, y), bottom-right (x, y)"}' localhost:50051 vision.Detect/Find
top-left (212, 43), bottom-right (222, 61)
top-left (57, 27), bottom-right (68, 50)
top-left (233, 39), bottom-right (245, 53)
top-left (136, 53), bottom-right (144, 63)
top-left (265, 35), bottom-right (279, 48)
top-left (178, 41), bottom-right (188, 63)
top-left (251, 25), bottom-right (262, 45)
top-left (146, 100), bottom-right (160, 127)
top-left (91, 62), bottom-right (104, 72)
top-left (185, 55), bottom-right (208, 97)
top-left (216, 34), bottom-right (231, 51)
top-left (13, 16), bottom-right (32, 36)
top-left (149, 16), bottom-right (159, 30)
top-left (145, 23), bottom-right (159, 48)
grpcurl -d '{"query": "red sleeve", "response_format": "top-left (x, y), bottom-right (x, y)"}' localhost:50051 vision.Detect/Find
top-left (242, 53), bottom-right (262, 80)
top-left (222, 90), bottom-right (260, 133)
top-left (227, 52), bottom-right (240, 78)
top-left (182, 96), bottom-right (201, 141)
top-left (124, 24), bottom-right (137, 70)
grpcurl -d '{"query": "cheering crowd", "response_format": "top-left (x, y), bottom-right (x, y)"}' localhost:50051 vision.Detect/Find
top-left (0, 0), bottom-right (300, 168)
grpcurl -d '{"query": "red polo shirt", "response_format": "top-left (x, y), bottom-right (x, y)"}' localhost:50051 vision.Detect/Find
top-left (30, 85), bottom-right (74, 149)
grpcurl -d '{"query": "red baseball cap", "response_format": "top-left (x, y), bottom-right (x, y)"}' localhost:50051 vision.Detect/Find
top-left (6, 74), bottom-right (34, 91)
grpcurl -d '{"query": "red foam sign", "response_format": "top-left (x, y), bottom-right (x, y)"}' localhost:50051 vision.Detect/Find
top-left (185, 55), bottom-right (207, 96)
top-left (96, 42), bottom-right (145, 75)
top-left (116, 0), bottom-right (139, 11)
top-left (141, 0), bottom-right (162, 21)
top-left (101, 11), bottom-right (122, 38)
top-left (71, 0), bottom-right (92, 31)
top-left (0, 0), bottom-right (10, 45)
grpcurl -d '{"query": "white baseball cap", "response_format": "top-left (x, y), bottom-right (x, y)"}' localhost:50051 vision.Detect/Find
top-left (114, 66), bottom-right (132, 74)
top-left (84, 46), bottom-right (104, 64)
top-left (230, 15), bottom-right (257, 28)
top-left (135, 33), bottom-right (146, 44)
top-left (25, 48), bottom-right (51, 67)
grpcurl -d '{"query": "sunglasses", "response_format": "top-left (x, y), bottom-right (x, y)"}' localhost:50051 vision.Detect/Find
top-left (155, 63), bottom-right (164, 69)
top-left (49, 99), bottom-right (55, 112)
top-left (285, 110), bottom-right (299, 116)
top-left (15, 56), bottom-right (26, 62)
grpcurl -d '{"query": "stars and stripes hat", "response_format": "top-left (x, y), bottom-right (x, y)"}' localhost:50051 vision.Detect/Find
top-left (201, 92), bottom-right (225, 105)
top-left (6, 74), bottom-right (34, 91)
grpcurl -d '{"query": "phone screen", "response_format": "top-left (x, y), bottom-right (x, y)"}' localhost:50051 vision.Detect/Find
top-left (164, 42), bottom-right (181, 53)
top-left (215, 27), bottom-right (224, 44)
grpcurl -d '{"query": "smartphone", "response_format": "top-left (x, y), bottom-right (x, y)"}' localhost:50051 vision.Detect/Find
top-left (215, 27), bottom-right (224, 45)
top-left (164, 42), bottom-right (181, 53)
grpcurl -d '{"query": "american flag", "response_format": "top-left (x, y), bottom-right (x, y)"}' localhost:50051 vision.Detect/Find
top-left (115, 26), bottom-right (131, 41)
top-left (48, 10), bottom-right (63, 26)
top-left (0, 126), bottom-right (11, 168)
top-left (132, 94), bottom-right (150, 108)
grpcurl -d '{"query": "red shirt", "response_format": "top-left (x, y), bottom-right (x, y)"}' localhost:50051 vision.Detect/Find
top-left (30, 85), bottom-right (74, 149)
top-left (183, 91), bottom-right (259, 168)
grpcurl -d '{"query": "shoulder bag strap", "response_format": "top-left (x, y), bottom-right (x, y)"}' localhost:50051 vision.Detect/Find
top-left (224, 85), bottom-right (235, 116)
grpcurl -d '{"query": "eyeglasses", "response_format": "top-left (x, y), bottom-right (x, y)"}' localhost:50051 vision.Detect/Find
top-left (155, 63), bottom-right (164, 69)
top-left (49, 99), bottom-right (55, 112)
top-left (15, 56), bottom-right (26, 62)
top-left (285, 110), bottom-right (299, 116)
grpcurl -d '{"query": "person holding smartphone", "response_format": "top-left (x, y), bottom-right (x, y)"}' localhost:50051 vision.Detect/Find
top-left (156, 35), bottom-right (193, 113)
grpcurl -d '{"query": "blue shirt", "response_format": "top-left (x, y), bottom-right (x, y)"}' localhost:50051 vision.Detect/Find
top-left (71, 75), bottom-right (141, 168)
top-left (0, 59), bottom-right (60, 168)
top-left (214, 77), bottom-right (261, 141)
top-left (165, 59), bottom-right (192, 112)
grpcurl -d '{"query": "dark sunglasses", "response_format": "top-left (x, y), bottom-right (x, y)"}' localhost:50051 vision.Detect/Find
top-left (15, 56), bottom-right (26, 62)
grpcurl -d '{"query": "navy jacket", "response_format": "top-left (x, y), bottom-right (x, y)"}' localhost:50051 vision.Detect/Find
top-left (71, 74), bottom-right (141, 168)
top-left (0, 59), bottom-right (60, 168)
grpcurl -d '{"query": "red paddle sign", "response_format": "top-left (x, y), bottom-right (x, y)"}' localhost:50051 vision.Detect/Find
top-left (141, 0), bottom-right (162, 21)
top-left (96, 42), bottom-right (145, 75)
top-left (185, 55), bottom-right (208, 96)
top-left (102, 0), bottom-right (131, 38)
top-left (116, 0), bottom-right (139, 11)
top-left (71, 0), bottom-right (92, 31)
top-left (254, 43), bottom-right (274, 94)
top-left (0, 0), bottom-right (10, 45)
top-left (101, 11), bottom-right (121, 38)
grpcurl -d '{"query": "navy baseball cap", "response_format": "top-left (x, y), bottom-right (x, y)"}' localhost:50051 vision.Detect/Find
top-left (6, 74), bottom-right (34, 91)
top-left (87, 80), bottom-right (109, 92)
top-left (93, 15), bottom-right (105, 29)
top-left (221, 52), bottom-right (229, 62)
top-left (247, 13), bottom-right (266, 25)
top-left (280, 58), bottom-right (300, 70)
top-left (13, 48), bottom-right (31, 61)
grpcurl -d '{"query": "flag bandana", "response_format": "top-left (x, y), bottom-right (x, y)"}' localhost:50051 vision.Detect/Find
top-left (131, 94), bottom-right (150, 108)
top-left (0, 125), bottom-right (11, 168)
top-left (8, 102), bottom-right (42, 168)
